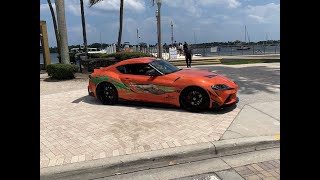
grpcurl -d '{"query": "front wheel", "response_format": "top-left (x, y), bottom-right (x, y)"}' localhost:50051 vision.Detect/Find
top-left (96, 83), bottom-right (118, 105)
top-left (180, 87), bottom-right (209, 112)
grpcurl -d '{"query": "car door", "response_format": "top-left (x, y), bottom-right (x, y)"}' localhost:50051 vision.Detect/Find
top-left (118, 63), bottom-right (163, 103)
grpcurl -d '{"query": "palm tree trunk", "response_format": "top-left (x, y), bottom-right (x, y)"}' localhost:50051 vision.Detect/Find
top-left (80, 0), bottom-right (88, 56)
top-left (55, 0), bottom-right (70, 64)
top-left (117, 0), bottom-right (124, 52)
top-left (47, 0), bottom-right (61, 63)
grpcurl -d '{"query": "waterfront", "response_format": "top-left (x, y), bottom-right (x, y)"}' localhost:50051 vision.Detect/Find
top-left (191, 45), bottom-right (280, 56)
top-left (40, 53), bottom-right (59, 64)
top-left (40, 45), bottom-right (280, 64)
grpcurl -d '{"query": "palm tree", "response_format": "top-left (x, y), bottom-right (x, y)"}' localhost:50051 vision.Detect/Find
top-left (55, 0), bottom-right (70, 64)
top-left (89, 0), bottom-right (124, 52)
top-left (80, 0), bottom-right (88, 56)
top-left (47, 0), bottom-right (61, 63)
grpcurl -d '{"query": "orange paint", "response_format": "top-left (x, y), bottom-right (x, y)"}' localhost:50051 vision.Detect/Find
top-left (88, 57), bottom-right (238, 109)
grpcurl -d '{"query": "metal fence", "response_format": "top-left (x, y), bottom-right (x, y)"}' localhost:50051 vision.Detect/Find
top-left (130, 44), bottom-right (280, 60)
top-left (131, 46), bottom-right (171, 60)
top-left (190, 44), bottom-right (280, 57)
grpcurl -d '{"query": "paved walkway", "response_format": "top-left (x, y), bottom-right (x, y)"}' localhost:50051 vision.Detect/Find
top-left (40, 63), bottom-right (280, 178)
top-left (40, 89), bottom-right (241, 168)
top-left (174, 159), bottom-right (280, 180)
top-left (233, 159), bottom-right (280, 180)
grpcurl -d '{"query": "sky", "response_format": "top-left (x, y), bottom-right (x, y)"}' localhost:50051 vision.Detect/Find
top-left (40, 0), bottom-right (280, 47)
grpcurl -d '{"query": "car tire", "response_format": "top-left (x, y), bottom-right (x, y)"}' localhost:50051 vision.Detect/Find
top-left (180, 87), bottom-right (210, 112)
top-left (96, 82), bottom-right (118, 105)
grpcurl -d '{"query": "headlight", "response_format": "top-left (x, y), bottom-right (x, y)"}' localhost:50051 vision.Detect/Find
top-left (212, 84), bottom-right (232, 90)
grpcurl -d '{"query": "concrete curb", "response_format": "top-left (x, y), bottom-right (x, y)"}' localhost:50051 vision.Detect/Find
top-left (40, 136), bottom-right (279, 180)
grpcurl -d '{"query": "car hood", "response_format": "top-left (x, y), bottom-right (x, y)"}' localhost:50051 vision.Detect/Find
top-left (171, 69), bottom-right (236, 87)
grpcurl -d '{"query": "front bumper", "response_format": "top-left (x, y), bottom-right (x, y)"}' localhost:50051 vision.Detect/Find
top-left (211, 97), bottom-right (239, 109)
top-left (223, 97), bottom-right (239, 107)
top-left (88, 86), bottom-right (94, 97)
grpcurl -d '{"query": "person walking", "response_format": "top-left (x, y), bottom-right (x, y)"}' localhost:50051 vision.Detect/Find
top-left (183, 42), bottom-right (192, 68)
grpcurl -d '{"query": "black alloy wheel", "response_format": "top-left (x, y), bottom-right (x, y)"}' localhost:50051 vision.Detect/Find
top-left (180, 87), bottom-right (209, 112)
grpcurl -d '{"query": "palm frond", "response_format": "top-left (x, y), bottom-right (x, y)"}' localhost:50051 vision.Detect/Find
top-left (88, 0), bottom-right (104, 7)
top-left (151, 0), bottom-right (155, 7)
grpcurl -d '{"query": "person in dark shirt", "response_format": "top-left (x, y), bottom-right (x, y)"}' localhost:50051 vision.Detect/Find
top-left (183, 42), bottom-right (192, 68)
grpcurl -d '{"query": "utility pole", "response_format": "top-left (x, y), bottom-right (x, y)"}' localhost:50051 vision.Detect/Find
top-left (137, 28), bottom-right (139, 45)
top-left (245, 25), bottom-right (247, 44)
top-left (171, 21), bottom-right (174, 46)
top-left (156, 0), bottom-right (162, 58)
top-left (40, 21), bottom-right (51, 69)
top-left (100, 32), bottom-right (102, 49)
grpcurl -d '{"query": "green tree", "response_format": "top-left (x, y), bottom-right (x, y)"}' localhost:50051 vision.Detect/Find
top-left (80, 0), bottom-right (88, 56)
top-left (47, 0), bottom-right (61, 63)
top-left (89, 0), bottom-right (124, 52)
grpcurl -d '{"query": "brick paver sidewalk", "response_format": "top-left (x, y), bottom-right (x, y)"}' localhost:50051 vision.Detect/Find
top-left (40, 89), bottom-right (240, 168)
top-left (234, 159), bottom-right (280, 180)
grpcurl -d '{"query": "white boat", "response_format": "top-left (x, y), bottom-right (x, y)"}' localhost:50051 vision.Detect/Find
top-left (236, 46), bottom-right (251, 50)
top-left (237, 25), bottom-right (251, 50)
top-left (70, 47), bottom-right (107, 54)
top-left (87, 48), bottom-right (107, 54)
top-left (193, 54), bottom-right (202, 57)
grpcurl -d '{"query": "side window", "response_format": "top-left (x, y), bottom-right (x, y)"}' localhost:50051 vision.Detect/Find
top-left (123, 63), bottom-right (151, 75)
top-left (116, 65), bottom-right (126, 74)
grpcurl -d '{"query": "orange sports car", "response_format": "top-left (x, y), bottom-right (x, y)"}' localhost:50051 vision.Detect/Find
top-left (88, 57), bottom-right (239, 112)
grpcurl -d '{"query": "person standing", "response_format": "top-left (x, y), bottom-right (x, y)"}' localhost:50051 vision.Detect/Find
top-left (183, 42), bottom-right (192, 68)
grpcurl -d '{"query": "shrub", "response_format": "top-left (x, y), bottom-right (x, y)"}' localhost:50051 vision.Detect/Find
top-left (81, 58), bottom-right (118, 72)
top-left (91, 52), bottom-right (154, 60)
top-left (47, 64), bottom-right (78, 80)
top-left (83, 52), bottom-right (154, 72)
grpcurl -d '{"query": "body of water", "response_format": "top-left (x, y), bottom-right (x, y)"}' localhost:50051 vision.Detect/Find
top-left (40, 45), bottom-right (280, 64)
top-left (40, 53), bottom-right (59, 64)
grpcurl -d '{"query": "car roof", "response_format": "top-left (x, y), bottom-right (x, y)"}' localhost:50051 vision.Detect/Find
top-left (115, 57), bottom-right (158, 66)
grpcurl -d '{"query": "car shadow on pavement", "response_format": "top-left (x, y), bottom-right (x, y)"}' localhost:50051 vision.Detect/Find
top-left (72, 95), bottom-right (237, 114)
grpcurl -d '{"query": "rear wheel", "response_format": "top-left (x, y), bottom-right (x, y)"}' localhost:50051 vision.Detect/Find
top-left (96, 83), bottom-right (118, 105)
top-left (180, 87), bottom-right (209, 112)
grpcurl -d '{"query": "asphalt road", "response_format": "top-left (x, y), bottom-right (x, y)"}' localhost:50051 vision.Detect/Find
top-left (194, 63), bottom-right (280, 108)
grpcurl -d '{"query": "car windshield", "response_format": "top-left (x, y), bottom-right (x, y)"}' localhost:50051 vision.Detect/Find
top-left (149, 60), bottom-right (181, 75)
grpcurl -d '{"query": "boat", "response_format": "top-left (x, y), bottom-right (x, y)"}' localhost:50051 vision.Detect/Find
top-left (237, 25), bottom-right (251, 50)
top-left (193, 54), bottom-right (202, 57)
top-left (87, 48), bottom-right (107, 54)
top-left (70, 47), bottom-right (107, 54)
top-left (236, 46), bottom-right (251, 50)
